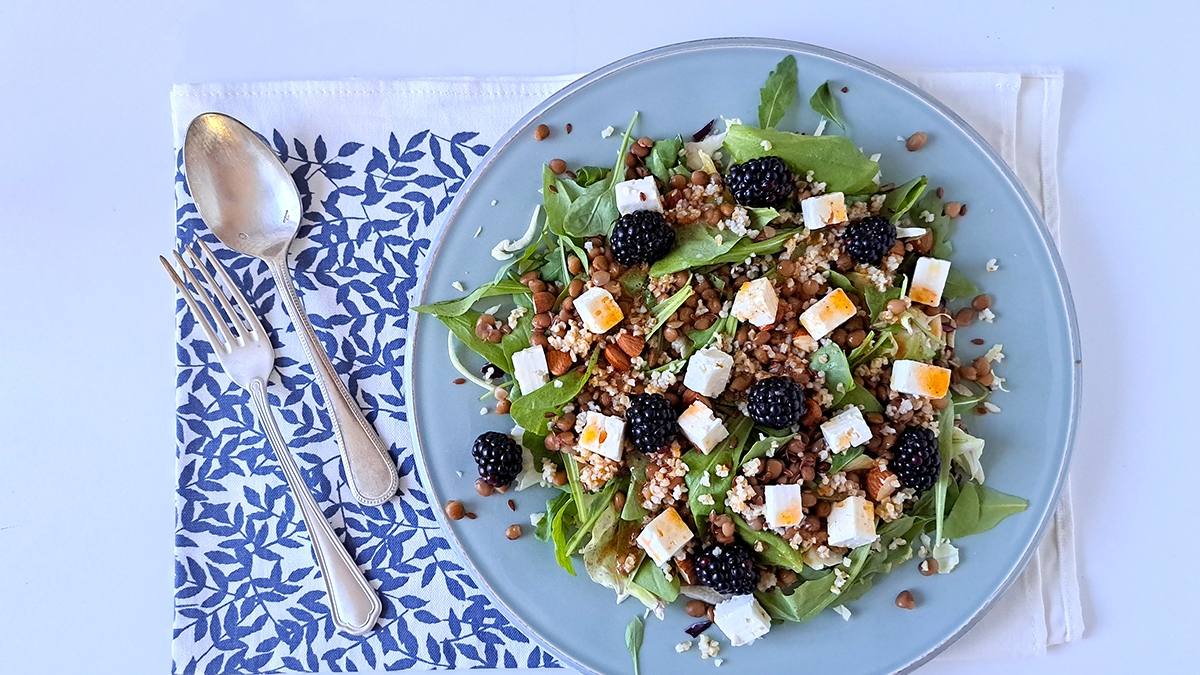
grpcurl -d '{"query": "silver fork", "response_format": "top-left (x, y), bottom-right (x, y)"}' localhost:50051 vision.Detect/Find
top-left (162, 240), bottom-right (382, 636)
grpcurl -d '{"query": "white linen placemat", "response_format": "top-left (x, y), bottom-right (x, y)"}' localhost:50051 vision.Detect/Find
top-left (170, 68), bottom-right (1080, 674)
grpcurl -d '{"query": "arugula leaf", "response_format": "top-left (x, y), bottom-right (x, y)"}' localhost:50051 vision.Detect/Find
top-left (413, 279), bottom-right (529, 318)
top-left (621, 458), bottom-right (650, 522)
top-left (563, 181), bottom-right (619, 238)
top-left (574, 165), bottom-right (608, 187)
top-left (758, 55), bottom-right (798, 130)
top-left (438, 310), bottom-right (529, 375)
top-left (631, 557), bottom-right (680, 603)
top-left (933, 406), bottom-right (956, 546)
top-left (686, 313), bottom-right (738, 356)
top-left (942, 482), bottom-right (1027, 538)
top-left (951, 426), bottom-right (986, 483)
top-left (828, 446), bottom-right (865, 474)
top-left (563, 453), bottom-right (588, 525)
top-left (826, 270), bottom-right (855, 295)
top-left (536, 492), bottom-right (571, 542)
top-left (908, 191), bottom-right (957, 259)
top-left (942, 266), bottom-right (979, 301)
top-left (682, 416), bottom-right (754, 530)
top-left (951, 382), bottom-right (991, 415)
top-left (619, 268), bottom-right (648, 297)
top-left (739, 432), bottom-right (795, 468)
top-left (844, 271), bottom-right (902, 321)
top-left (837, 386), bottom-right (883, 414)
top-left (700, 228), bottom-right (803, 269)
top-left (733, 514), bottom-right (808, 572)
top-left (509, 348), bottom-right (600, 431)
top-left (756, 545), bottom-right (870, 622)
top-left (724, 125), bottom-right (879, 195)
top-left (886, 308), bottom-right (945, 362)
top-left (565, 478), bottom-right (624, 555)
top-left (551, 499), bottom-right (577, 575)
top-left (646, 283), bottom-right (694, 338)
top-left (650, 225), bottom-right (739, 276)
top-left (809, 342), bottom-right (855, 407)
top-left (645, 136), bottom-right (683, 185)
top-left (626, 616), bottom-right (644, 675)
top-left (882, 175), bottom-right (928, 223)
top-left (808, 81), bottom-right (846, 131)
top-left (748, 207), bottom-right (780, 229)
top-left (834, 517), bottom-right (925, 603)
top-left (847, 331), bottom-right (898, 370)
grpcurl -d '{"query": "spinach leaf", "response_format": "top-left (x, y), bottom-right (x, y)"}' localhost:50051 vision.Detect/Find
top-left (909, 191), bottom-right (956, 259)
top-left (756, 545), bottom-right (870, 622)
top-left (551, 499), bottom-right (577, 575)
top-left (645, 136), bottom-right (683, 185)
top-left (626, 616), bottom-right (644, 675)
top-left (826, 270), bottom-right (855, 295)
top-left (563, 180), bottom-right (619, 238)
top-left (438, 310), bottom-right (526, 374)
top-left (621, 458), bottom-right (650, 522)
top-left (631, 557), bottom-right (680, 603)
top-left (701, 228), bottom-right (803, 269)
top-left (724, 125), bottom-right (879, 195)
top-left (509, 348), bottom-right (599, 431)
top-left (883, 175), bottom-right (928, 223)
top-left (543, 165), bottom-right (577, 238)
top-left (646, 283), bottom-right (694, 338)
top-left (837, 386), bottom-right (883, 414)
top-left (620, 268), bottom-right (648, 297)
top-left (414, 279), bottom-right (529, 318)
top-left (808, 81), bottom-right (846, 131)
top-left (942, 266), bottom-right (979, 301)
top-left (809, 342), bottom-right (855, 407)
top-left (536, 492), bottom-right (571, 542)
top-left (943, 482), bottom-right (1027, 538)
top-left (749, 207), bottom-right (780, 229)
top-left (733, 514), bottom-right (808, 572)
top-left (649, 224), bottom-right (739, 276)
top-left (575, 165), bottom-right (609, 187)
top-left (759, 55), bottom-right (799, 130)
top-left (846, 272), bottom-right (903, 321)
top-left (847, 331), bottom-right (898, 370)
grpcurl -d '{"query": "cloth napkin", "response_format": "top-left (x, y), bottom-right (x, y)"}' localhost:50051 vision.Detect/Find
top-left (170, 68), bottom-right (1081, 674)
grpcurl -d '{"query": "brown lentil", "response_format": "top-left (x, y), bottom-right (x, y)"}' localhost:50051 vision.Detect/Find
top-left (685, 600), bottom-right (709, 618)
top-left (895, 590), bottom-right (916, 610)
top-left (505, 524), bottom-right (522, 540)
top-left (548, 158), bottom-right (567, 175)
top-left (691, 170), bottom-right (709, 186)
top-left (906, 132), bottom-right (928, 151)
top-left (495, 399), bottom-right (511, 414)
top-left (474, 478), bottom-right (495, 497)
top-left (445, 501), bottom-right (465, 520)
top-left (954, 307), bottom-right (976, 328)
top-left (534, 124), bottom-right (550, 141)
top-left (959, 365), bottom-right (978, 381)
top-left (567, 279), bottom-right (585, 297)
top-left (919, 558), bottom-right (938, 576)
top-left (453, 378), bottom-right (466, 385)
top-left (972, 294), bottom-right (992, 311)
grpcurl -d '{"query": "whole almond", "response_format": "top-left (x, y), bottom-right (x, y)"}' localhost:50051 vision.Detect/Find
top-left (547, 350), bottom-right (572, 377)
top-left (866, 467), bottom-right (898, 501)
top-left (604, 343), bottom-right (632, 371)
top-left (616, 333), bottom-right (645, 358)
top-left (532, 291), bottom-right (556, 314)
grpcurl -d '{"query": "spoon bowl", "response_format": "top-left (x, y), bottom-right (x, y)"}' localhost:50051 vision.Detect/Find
top-left (184, 113), bottom-right (300, 261)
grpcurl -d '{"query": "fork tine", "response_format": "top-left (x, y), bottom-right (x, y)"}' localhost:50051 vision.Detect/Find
top-left (160, 255), bottom-right (225, 353)
top-left (197, 239), bottom-right (268, 339)
top-left (185, 244), bottom-right (245, 341)
top-left (173, 250), bottom-right (237, 348)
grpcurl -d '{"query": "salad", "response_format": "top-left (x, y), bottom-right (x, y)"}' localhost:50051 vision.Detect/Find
top-left (416, 55), bottom-right (1027, 660)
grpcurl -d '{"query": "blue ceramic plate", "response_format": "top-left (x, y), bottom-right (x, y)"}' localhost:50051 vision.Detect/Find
top-left (406, 38), bottom-right (1080, 675)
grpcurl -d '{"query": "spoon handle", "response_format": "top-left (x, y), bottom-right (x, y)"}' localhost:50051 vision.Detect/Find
top-left (249, 379), bottom-right (382, 635)
top-left (267, 259), bottom-right (400, 506)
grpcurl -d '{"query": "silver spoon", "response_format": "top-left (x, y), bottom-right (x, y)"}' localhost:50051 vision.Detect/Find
top-left (184, 112), bottom-right (399, 506)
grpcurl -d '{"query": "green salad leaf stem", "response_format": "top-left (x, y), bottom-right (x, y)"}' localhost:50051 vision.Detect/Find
top-left (413, 279), bottom-right (530, 318)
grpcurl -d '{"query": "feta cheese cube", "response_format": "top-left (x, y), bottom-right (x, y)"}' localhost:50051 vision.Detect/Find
top-left (890, 360), bottom-right (951, 399)
top-left (909, 257), bottom-right (951, 307)
top-left (683, 347), bottom-right (734, 396)
top-left (798, 288), bottom-right (856, 340)
top-left (820, 406), bottom-right (872, 454)
top-left (574, 286), bottom-right (624, 334)
top-left (636, 506), bottom-right (694, 566)
top-left (826, 495), bottom-right (878, 548)
top-left (799, 192), bottom-right (847, 230)
top-left (713, 594), bottom-right (772, 646)
top-left (614, 176), bottom-right (663, 215)
top-left (511, 345), bottom-right (548, 395)
top-left (578, 411), bottom-right (625, 461)
top-left (731, 278), bottom-right (778, 328)
top-left (764, 484), bottom-right (805, 529)
top-left (677, 402), bottom-right (729, 454)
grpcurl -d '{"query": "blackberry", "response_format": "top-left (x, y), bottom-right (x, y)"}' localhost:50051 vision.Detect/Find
top-left (726, 156), bottom-right (795, 207)
top-left (625, 393), bottom-right (678, 453)
top-left (746, 377), bottom-right (805, 429)
top-left (692, 540), bottom-right (759, 596)
top-left (891, 426), bottom-right (941, 494)
top-left (842, 215), bottom-right (897, 265)
top-left (471, 431), bottom-right (523, 487)
top-left (610, 210), bottom-right (675, 266)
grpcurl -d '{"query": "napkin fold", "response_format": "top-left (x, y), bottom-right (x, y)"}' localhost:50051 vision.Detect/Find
top-left (170, 68), bottom-right (1080, 674)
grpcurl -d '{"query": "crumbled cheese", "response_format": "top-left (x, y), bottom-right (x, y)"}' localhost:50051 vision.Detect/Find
top-left (979, 308), bottom-right (996, 323)
top-left (984, 344), bottom-right (1005, 363)
top-left (986, 258), bottom-right (999, 272)
top-left (479, 407), bottom-right (488, 415)
top-left (869, 152), bottom-right (882, 162)
top-left (833, 605), bottom-right (852, 621)
top-left (760, 139), bottom-right (773, 151)
top-left (490, 200), bottom-right (498, 206)
top-left (676, 641), bottom-right (693, 653)
top-left (448, 280), bottom-right (463, 292)
top-left (813, 119), bottom-right (827, 137)
top-left (983, 401), bottom-right (1002, 414)
top-left (530, 512), bottom-right (545, 527)
top-left (600, 125), bottom-right (615, 138)
top-left (698, 634), bottom-right (721, 659)
top-left (553, 380), bottom-right (563, 388)
top-left (714, 658), bottom-right (724, 667)
top-left (474, 226), bottom-right (483, 237)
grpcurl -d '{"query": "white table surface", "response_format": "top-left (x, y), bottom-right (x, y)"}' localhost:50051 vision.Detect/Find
top-left (1, 1), bottom-right (1197, 673)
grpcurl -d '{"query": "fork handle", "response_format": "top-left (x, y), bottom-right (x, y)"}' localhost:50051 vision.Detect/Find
top-left (266, 259), bottom-right (399, 506)
top-left (249, 379), bottom-right (382, 635)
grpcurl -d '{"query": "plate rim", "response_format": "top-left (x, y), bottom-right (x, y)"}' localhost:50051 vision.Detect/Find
top-left (404, 36), bottom-right (1082, 675)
